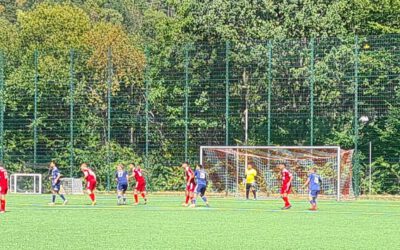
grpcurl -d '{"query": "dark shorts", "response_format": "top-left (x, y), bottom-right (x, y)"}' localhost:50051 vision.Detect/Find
top-left (117, 183), bottom-right (128, 192)
top-left (52, 183), bottom-right (61, 191)
top-left (309, 190), bottom-right (320, 198)
top-left (246, 183), bottom-right (256, 191)
top-left (196, 184), bottom-right (207, 196)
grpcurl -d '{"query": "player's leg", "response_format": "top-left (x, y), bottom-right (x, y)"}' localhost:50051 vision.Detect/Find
top-left (311, 191), bottom-right (318, 210)
top-left (117, 189), bottom-right (122, 205)
top-left (281, 186), bottom-right (291, 209)
top-left (134, 183), bottom-right (139, 205)
top-left (49, 188), bottom-right (57, 205)
top-left (56, 184), bottom-right (67, 204)
top-left (190, 185), bottom-right (200, 208)
top-left (245, 183), bottom-right (250, 200)
top-left (141, 191), bottom-right (147, 204)
top-left (251, 183), bottom-right (257, 200)
top-left (183, 188), bottom-right (190, 206)
top-left (200, 186), bottom-right (209, 207)
top-left (122, 185), bottom-right (127, 205)
top-left (87, 181), bottom-right (96, 205)
top-left (0, 194), bottom-right (6, 213)
top-left (190, 185), bottom-right (199, 207)
top-left (139, 182), bottom-right (147, 204)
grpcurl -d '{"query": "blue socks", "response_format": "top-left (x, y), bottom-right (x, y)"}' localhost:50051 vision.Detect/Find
top-left (60, 194), bottom-right (66, 201)
top-left (52, 195), bottom-right (56, 203)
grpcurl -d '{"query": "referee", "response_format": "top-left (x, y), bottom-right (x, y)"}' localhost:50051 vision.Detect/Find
top-left (245, 163), bottom-right (257, 200)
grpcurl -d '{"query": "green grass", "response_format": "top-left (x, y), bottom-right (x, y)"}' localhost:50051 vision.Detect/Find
top-left (1, 194), bottom-right (400, 249)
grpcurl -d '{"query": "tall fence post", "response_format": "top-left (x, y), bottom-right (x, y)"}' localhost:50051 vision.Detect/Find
top-left (184, 45), bottom-right (189, 162)
top-left (145, 47), bottom-right (150, 170)
top-left (267, 41), bottom-right (272, 146)
top-left (69, 49), bottom-right (75, 177)
top-left (309, 38), bottom-right (315, 146)
top-left (354, 35), bottom-right (360, 196)
top-left (106, 47), bottom-right (112, 191)
top-left (34, 49), bottom-right (39, 168)
top-left (0, 51), bottom-right (4, 163)
top-left (225, 41), bottom-right (230, 146)
top-left (225, 41), bottom-right (230, 196)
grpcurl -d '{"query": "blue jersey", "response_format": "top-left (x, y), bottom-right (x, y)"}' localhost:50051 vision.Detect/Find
top-left (116, 170), bottom-right (128, 184)
top-left (195, 169), bottom-right (208, 186)
top-left (308, 173), bottom-right (322, 191)
top-left (51, 167), bottom-right (61, 184)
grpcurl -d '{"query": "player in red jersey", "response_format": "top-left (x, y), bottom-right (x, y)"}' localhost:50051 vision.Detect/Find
top-left (278, 163), bottom-right (293, 209)
top-left (129, 163), bottom-right (147, 205)
top-left (182, 162), bottom-right (195, 207)
top-left (0, 164), bottom-right (8, 213)
top-left (80, 163), bottom-right (97, 206)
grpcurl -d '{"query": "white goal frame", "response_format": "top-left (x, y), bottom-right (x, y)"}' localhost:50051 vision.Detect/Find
top-left (200, 146), bottom-right (342, 201)
top-left (9, 173), bottom-right (42, 194)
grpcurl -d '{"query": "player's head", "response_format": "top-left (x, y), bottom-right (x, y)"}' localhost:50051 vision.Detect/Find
top-left (277, 163), bottom-right (286, 170)
top-left (49, 161), bottom-right (56, 169)
top-left (182, 162), bottom-right (189, 168)
top-left (117, 164), bottom-right (124, 171)
top-left (247, 162), bottom-right (255, 169)
top-left (128, 163), bottom-right (135, 170)
top-left (80, 163), bottom-right (88, 171)
top-left (195, 164), bottom-right (202, 170)
top-left (310, 167), bottom-right (317, 173)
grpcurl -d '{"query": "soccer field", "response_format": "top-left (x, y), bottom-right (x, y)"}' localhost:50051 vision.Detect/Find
top-left (1, 195), bottom-right (399, 250)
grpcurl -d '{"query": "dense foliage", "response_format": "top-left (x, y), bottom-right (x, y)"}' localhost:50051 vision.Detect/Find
top-left (0, 0), bottom-right (399, 194)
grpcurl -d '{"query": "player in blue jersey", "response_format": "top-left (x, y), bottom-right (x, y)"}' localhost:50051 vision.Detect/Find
top-left (302, 167), bottom-right (322, 211)
top-left (48, 161), bottom-right (68, 206)
top-left (115, 164), bottom-right (129, 205)
top-left (190, 164), bottom-right (209, 208)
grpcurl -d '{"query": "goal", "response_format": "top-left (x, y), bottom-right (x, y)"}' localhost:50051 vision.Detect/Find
top-left (60, 178), bottom-right (84, 194)
top-left (200, 146), bottom-right (354, 200)
top-left (9, 173), bottom-right (42, 194)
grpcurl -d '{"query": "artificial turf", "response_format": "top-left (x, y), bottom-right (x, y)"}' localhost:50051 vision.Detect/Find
top-left (0, 194), bottom-right (399, 249)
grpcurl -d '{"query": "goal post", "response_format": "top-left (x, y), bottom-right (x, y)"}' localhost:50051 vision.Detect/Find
top-left (200, 146), bottom-right (354, 201)
top-left (9, 173), bottom-right (42, 194)
top-left (60, 178), bottom-right (84, 194)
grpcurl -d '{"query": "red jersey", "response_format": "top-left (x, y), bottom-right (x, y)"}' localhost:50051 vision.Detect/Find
top-left (133, 168), bottom-right (145, 183)
top-left (281, 169), bottom-right (292, 186)
top-left (83, 168), bottom-right (96, 182)
top-left (0, 167), bottom-right (8, 186)
top-left (185, 167), bottom-right (195, 184)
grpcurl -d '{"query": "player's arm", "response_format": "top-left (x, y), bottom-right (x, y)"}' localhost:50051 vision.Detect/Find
top-left (302, 177), bottom-right (310, 189)
top-left (54, 172), bottom-right (61, 184)
top-left (130, 171), bottom-right (136, 180)
top-left (286, 173), bottom-right (294, 192)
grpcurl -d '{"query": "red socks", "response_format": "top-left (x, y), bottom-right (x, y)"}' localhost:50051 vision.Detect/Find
top-left (185, 195), bottom-right (190, 204)
top-left (89, 193), bottom-right (95, 202)
top-left (1, 199), bottom-right (5, 211)
top-left (141, 193), bottom-right (146, 199)
top-left (134, 194), bottom-right (139, 203)
top-left (283, 197), bottom-right (290, 207)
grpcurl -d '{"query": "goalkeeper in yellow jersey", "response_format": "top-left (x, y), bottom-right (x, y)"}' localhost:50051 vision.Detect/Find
top-left (245, 163), bottom-right (257, 200)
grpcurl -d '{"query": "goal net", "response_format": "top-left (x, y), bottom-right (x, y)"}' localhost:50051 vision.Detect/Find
top-left (200, 146), bottom-right (354, 200)
top-left (9, 173), bottom-right (42, 194)
top-left (60, 178), bottom-right (84, 194)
